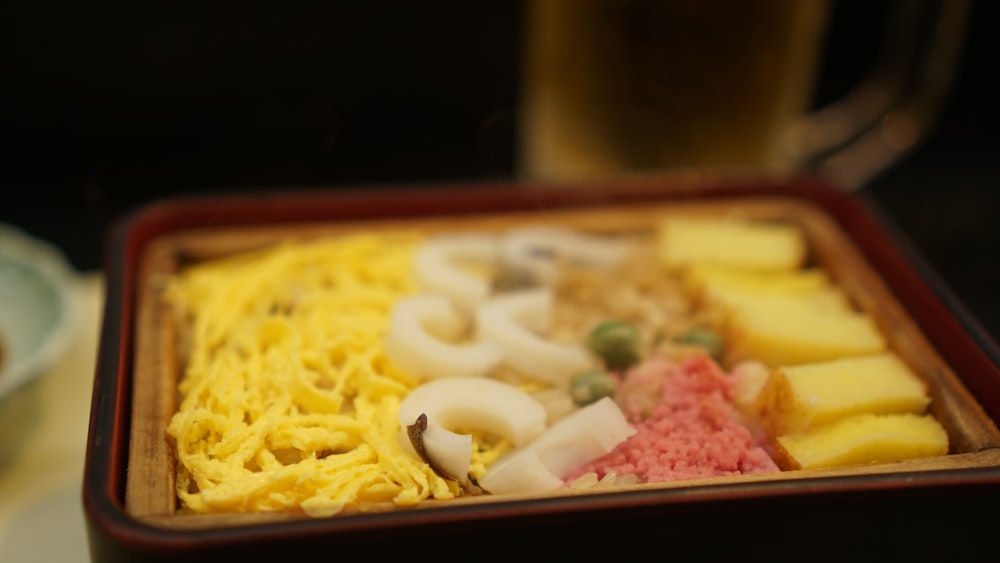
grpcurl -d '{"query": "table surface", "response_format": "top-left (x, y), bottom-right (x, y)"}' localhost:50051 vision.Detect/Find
top-left (0, 274), bottom-right (101, 563)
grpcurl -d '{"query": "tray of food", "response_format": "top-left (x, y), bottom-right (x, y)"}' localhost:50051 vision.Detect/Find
top-left (83, 175), bottom-right (1000, 561)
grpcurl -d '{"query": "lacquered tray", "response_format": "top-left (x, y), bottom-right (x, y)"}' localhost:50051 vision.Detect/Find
top-left (83, 175), bottom-right (1000, 562)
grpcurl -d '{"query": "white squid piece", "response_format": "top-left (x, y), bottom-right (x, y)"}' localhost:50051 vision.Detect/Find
top-left (499, 226), bottom-right (630, 286)
top-left (475, 449), bottom-right (564, 495)
top-left (384, 294), bottom-right (503, 380)
top-left (475, 288), bottom-right (594, 386)
top-left (398, 377), bottom-right (548, 482)
top-left (413, 233), bottom-right (498, 315)
top-left (479, 396), bottom-right (636, 494)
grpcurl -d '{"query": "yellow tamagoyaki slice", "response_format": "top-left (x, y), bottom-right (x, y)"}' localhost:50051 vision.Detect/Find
top-left (754, 352), bottom-right (931, 436)
top-left (724, 299), bottom-right (886, 367)
top-left (715, 284), bottom-right (854, 318)
top-left (657, 217), bottom-right (807, 272)
top-left (683, 261), bottom-right (831, 306)
top-left (772, 412), bottom-right (949, 470)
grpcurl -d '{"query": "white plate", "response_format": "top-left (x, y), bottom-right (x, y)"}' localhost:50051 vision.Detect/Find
top-left (0, 223), bottom-right (78, 401)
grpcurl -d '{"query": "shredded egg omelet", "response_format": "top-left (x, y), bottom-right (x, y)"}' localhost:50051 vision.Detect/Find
top-left (165, 232), bottom-right (463, 517)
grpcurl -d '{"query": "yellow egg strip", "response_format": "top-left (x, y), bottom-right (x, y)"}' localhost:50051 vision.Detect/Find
top-left (166, 232), bottom-right (464, 516)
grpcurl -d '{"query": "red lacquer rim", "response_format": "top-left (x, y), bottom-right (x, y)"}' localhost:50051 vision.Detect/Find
top-left (81, 174), bottom-right (1000, 558)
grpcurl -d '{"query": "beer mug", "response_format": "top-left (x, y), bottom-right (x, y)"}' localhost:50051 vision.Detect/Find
top-left (519, 0), bottom-right (970, 189)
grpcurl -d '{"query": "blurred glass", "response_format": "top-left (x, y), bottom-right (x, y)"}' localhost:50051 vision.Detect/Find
top-left (519, 0), bottom-right (970, 190)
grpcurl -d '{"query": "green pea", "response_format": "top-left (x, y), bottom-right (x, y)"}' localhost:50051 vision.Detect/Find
top-left (677, 327), bottom-right (724, 360)
top-left (587, 320), bottom-right (641, 370)
top-left (569, 370), bottom-right (616, 406)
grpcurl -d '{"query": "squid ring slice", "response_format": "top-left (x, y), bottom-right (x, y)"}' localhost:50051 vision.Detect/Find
top-left (384, 294), bottom-right (503, 380)
top-left (475, 289), bottom-right (594, 386)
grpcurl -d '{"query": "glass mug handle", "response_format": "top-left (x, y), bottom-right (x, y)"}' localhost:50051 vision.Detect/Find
top-left (783, 0), bottom-right (972, 190)
top-left (519, 0), bottom-right (972, 190)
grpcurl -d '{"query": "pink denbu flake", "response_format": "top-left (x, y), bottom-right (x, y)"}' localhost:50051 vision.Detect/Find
top-left (566, 354), bottom-right (779, 483)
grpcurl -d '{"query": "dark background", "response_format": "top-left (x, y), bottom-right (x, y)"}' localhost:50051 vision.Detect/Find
top-left (2, 0), bottom-right (998, 344)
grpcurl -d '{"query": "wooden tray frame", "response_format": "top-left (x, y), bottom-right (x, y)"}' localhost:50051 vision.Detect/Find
top-left (126, 195), bottom-right (1000, 529)
top-left (84, 177), bottom-right (1000, 561)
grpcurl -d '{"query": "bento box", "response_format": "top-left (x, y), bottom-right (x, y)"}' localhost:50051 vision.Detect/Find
top-left (83, 174), bottom-right (1000, 562)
